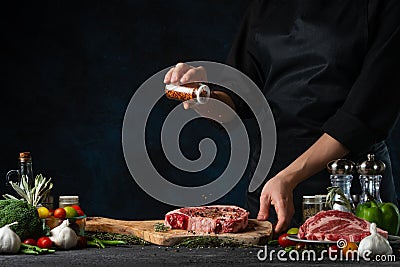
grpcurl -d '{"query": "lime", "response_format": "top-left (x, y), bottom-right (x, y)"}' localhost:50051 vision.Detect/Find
top-left (37, 206), bottom-right (50, 219)
top-left (64, 206), bottom-right (78, 218)
top-left (287, 227), bottom-right (299, 235)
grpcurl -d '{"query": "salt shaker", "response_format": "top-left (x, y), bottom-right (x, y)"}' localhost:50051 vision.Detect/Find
top-left (357, 153), bottom-right (385, 204)
top-left (327, 158), bottom-right (356, 212)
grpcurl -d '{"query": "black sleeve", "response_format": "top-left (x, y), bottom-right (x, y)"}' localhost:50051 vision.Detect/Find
top-left (323, 0), bottom-right (400, 154)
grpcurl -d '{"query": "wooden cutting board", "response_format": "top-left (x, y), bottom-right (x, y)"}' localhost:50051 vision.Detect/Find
top-left (85, 217), bottom-right (272, 246)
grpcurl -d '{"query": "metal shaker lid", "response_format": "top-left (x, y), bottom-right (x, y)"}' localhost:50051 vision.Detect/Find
top-left (357, 153), bottom-right (386, 175)
top-left (327, 158), bottom-right (356, 175)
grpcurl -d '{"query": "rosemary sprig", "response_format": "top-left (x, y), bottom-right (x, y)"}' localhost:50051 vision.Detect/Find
top-left (3, 174), bottom-right (53, 207)
top-left (85, 232), bottom-right (150, 246)
top-left (154, 222), bottom-right (170, 232)
top-left (326, 186), bottom-right (353, 212)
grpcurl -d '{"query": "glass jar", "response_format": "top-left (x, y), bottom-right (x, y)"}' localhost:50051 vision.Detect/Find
top-left (327, 158), bottom-right (355, 212)
top-left (59, 195), bottom-right (79, 208)
top-left (302, 196), bottom-right (319, 222)
top-left (6, 152), bottom-right (34, 188)
top-left (315, 194), bottom-right (327, 211)
top-left (165, 83), bottom-right (210, 104)
top-left (302, 195), bottom-right (327, 222)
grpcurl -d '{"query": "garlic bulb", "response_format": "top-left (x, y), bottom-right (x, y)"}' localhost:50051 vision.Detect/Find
top-left (0, 222), bottom-right (21, 254)
top-left (50, 219), bottom-right (78, 249)
top-left (358, 223), bottom-right (392, 257)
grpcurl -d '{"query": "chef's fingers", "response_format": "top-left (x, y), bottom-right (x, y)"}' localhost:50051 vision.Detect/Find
top-left (257, 193), bottom-right (271, 221)
top-left (183, 101), bottom-right (196, 110)
top-left (180, 66), bottom-right (207, 84)
top-left (170, 63), bottom-right (192, 84)
top-left (164, 67), bottom-right (175, 84)
top-left (274, 199), bottom-right (294, 233)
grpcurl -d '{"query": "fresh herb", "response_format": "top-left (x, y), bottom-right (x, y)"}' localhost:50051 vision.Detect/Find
top-left (85, 232), bottom-right (150, 246)
top-left (20, 243), bottom-right (55, 255)
top-left (267, 239), bottom-right (279, 246)
top-left (174, 236), bottom-right (250, 248)
top-left (154, 222), bottom-right (170, 232)
top-left (3, 174), bottom-right (53, 207)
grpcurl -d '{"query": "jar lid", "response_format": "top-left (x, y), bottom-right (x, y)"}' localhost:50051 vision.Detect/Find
top-left (59, 196), bottom-right (79, 202)
top-left (196, 84), bottom-right (210, 104)
top-left (357, 153), bottom-right (386, 175)
top-left (315, 195), bottom-right (327, 201)
top-left (327, 159), bottom-right (356, 175)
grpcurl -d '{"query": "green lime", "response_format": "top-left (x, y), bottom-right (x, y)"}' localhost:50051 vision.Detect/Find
top-left (287, 227), bottom-right (299, 235)
top-left (64, 206), bottom-right (78, 218)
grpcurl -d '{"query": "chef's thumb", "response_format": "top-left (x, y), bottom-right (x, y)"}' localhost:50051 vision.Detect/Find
top-left (257, 195), bottom-right (270, 221)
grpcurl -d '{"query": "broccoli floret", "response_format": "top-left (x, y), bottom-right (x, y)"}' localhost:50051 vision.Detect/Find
top-left (0, 199), bottom-right (44, 240)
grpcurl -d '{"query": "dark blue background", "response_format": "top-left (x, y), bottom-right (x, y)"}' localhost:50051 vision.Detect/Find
top-left (1, 0), bottom-right (399, 219)
top-left (0, 0), bottom-right (249, 219)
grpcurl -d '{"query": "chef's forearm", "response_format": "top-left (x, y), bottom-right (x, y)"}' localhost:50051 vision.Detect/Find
top-left (277, 133), bottom-right (350, 187)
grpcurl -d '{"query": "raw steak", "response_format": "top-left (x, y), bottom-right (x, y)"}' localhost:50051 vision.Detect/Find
top-left (165, 205), bottom-right (249, 234)
top-left (298, 210), bottom-right (388, 242)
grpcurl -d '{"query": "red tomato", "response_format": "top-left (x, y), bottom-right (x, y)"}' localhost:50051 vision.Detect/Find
top-left (22, 238), bottom-right (37, 246)
top-left (278, 233), bottom-right (297, 248)
top-left (37, 237), bottom-right (52, 249)
top-left (71, 205), bottom-right (82, 211)
top-left (76, 209), bottom-right (85, 216)
top-left (53, 208), bottom-right (67, 219)
top-left (71, 205), bottom-right (85, 216)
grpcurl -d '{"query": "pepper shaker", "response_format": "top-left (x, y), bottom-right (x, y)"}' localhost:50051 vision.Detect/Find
top-left (357, 153), bottom-right (385, 204)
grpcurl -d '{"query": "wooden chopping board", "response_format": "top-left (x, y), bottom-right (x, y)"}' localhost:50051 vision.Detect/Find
top-left (85, 217), bottom-right (272, 246)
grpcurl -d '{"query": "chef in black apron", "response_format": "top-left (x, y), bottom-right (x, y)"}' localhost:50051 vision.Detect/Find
top-left (164, 0), bottom-right (400, 233)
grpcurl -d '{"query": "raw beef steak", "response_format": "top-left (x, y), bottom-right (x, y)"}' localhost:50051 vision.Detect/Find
top-left (165, 205), bottom-right (249, 234)
top-left (298, 210), bottom-right (388, 242)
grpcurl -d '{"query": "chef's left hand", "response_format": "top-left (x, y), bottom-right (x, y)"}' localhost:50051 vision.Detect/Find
top-left (257, 174), bottom-right (295, 234)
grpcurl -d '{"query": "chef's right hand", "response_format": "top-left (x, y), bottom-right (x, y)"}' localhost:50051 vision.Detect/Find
top-left (164, 62), bottom-right (207, 85)
top-left (257, 174), bottom-right (295, 234)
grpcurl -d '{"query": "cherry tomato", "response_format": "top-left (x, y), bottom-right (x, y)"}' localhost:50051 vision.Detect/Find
top-left (23, 238), bottom-right (37, 246)
top-left (71, 205), bottom-right (85, 216)
top-left (37, 237), bottom-right (53, 249)
top-left (342, 242), bottom-right (358, 259)
top-left (71, 205), bottom-right (82, 211)
top-left (278, 233), bottom-right (298, 248)
top-left (53, 208), bottom-right (67, 219)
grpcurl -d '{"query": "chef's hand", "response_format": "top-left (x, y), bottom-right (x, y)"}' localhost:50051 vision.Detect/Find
top-left (256, 133), bottom-right (350, 234)
top-left (163, 62), bottom-right (236, 122)
top-left (164, 62), bottom-right (207, 109)
top-left (257, 174), bottom-right (295, 234)
top-left (164, 62), bottom-right (207, 84)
